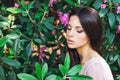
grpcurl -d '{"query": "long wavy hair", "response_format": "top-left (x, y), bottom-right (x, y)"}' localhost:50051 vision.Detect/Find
top-left (67, 7), bottom-right (103, 67)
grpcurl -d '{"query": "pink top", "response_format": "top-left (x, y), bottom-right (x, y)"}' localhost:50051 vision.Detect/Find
top-left (79, 57), bottom-right (114, 80)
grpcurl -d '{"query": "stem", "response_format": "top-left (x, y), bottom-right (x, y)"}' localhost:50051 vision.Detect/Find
top-left (40, 11), bottom-right (47, 23)
top-left (19, 32), bottom-right (32, 41)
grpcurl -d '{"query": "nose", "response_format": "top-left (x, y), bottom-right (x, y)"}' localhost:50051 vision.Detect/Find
top-left (68, 29), bottom-right (75, 36)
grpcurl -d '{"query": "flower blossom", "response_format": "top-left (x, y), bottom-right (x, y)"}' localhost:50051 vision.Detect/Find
top-left (103, 0), bottom-right (107, 3)
top-left (117, 6), bottom-right (120, 14)
top-left (57, 11), bottom-right (69, 26)
top-left (48, 0), bottom-right (57, 7)
top-left (14, 3), bottom-right (19, 8)
top-left (39, 46), bottom-right (46, 59)
top-left (101, 4), bottom-right (106, 9)
top-left (117, 23), bottom-right (120, 33)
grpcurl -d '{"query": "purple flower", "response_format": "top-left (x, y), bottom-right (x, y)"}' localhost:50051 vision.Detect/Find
top-left (48, 0), bottom-right (57, 7)
top-left (39, 46), bottom-right (46, 59)
top-left (117, 23), bottom-right (120, 33)
top-left (101, 4), bottom-right (106, 9)
top-left (57, 11), bottom-right (69, 26)
top-left (103, 0), bottom-right (107, 3)
top-left (117, 6), bottom-right (120, 14)
top-left (14, 3), bottom-right (19, 8)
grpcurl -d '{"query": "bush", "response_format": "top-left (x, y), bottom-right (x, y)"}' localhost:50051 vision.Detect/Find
top-left (0, 0), bottom-right (120, 80)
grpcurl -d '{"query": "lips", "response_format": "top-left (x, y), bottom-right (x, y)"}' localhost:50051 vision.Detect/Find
top-left (67, 39), bottom-right (74, 44)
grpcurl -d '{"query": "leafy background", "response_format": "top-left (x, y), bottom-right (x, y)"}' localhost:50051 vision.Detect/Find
top-left (0, 0), bottom-right (120, 80)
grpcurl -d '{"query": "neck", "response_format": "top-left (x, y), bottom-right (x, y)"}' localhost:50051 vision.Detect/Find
top-left (76, 44), bottom-right (100, 65)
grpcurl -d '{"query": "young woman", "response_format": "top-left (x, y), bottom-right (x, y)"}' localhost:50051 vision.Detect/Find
top-left (66, 7), bottom-right (114, 80)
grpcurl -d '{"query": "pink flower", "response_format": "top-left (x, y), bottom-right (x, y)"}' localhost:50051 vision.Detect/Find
top-left (39, 46), bottom-right (46, 59)
top-left (101, 4), bottom-right (106, 9)
top-left (103, 0), bottom-right (107, 3)
top-left (48, 0), bottom-right (57, 7)
top-left (117, 23), bottom-right (120, 33)
top-left (117, 6), bottom-right (120, 14)
top-left (57, 11), bottom-right (69, 26)
top-left (14, 3), bottom-right (19, 8)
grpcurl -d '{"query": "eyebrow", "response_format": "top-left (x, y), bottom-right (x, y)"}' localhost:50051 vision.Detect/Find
top-left (68, 24), bottom-right (82, 28)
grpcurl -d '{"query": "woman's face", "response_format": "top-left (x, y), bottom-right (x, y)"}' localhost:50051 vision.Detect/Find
top-left (66, 15), bottom-right (90, 49)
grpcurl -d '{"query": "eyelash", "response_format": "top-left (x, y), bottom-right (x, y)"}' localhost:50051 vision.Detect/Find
top-left (67, 27), bottom-right (83, 33)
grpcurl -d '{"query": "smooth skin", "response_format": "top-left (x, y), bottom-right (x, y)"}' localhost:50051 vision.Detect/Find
top-left (66, 15), bottom-right (101, 65)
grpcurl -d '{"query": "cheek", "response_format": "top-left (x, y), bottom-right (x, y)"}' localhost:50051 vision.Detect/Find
top-left (75, 34), bottom-right (89, 46)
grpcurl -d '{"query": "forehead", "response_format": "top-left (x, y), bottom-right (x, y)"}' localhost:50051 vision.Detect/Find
top-left (69, 15), bottom-right (82, 27)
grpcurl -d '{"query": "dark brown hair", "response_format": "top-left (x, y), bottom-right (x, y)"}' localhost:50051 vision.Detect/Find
top-left (68, 7), bottom-right (103, 66)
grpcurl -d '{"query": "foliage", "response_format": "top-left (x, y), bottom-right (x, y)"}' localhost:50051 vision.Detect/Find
top-left (0, 0), bottom-right (120, 80)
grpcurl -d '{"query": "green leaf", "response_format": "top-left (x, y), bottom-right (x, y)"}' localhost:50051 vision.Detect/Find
top-left (43, 4), bottom-right (49, 11)
top-left (35, 62), bottom-right (42, 79)
top-left (67, 64), bottom-right (82, 76)
top-left (0, 65), bottom-right (6, 80)
top-left (59, 64), bottom-right (66, 76)
top-left (99, 8), bottom-right (108, 17)
top-left (21, 0), bottom-right (27, 9)
top-left (107, 12), bottom-right (115, 29)
top-left (8, 71), bottom-right (17, 80)
top-left (28, 1), bottom-right (35, 10)
top-left (93, 0), bottom-right (102, 9)
top-left (117, 56), bottom-right (120, 67)
top-left (26, 42), bottom-right (32, 57)
top-left (116, 15), bottom-right (120, 22)
top-left (1, 57), bottom-right (21, 67)
top-left (43, 22), bottom-right (54, 30)
top-left (113, 0), bottom-right (120, 5)
top-left (0, 22), bottom-right (9, 28)
top-left (70, 75), bottom-right (93, 80)
top-left (64, 54), bottom-right (70, 71)
top-left (76, 0), bottom-right (81, 5)
top-left (44, 17), bottom-right (54, 23)
top-left (11, 25), bottom-right (22, 29)
top-left (65, 0), bottom-right (76, 6)
top-left (34, 39), bottom-right (43, 44)
top-left (45, 75), bottom-right (57, 80)
top-left (0, 37), bottom-right (8, 47)
top-left (22, 11), bottom-right (28, 16)
top-left (17, 73), bottom-right (38, 80)
top-left (42, 63), bottom-right (48, 79)
top-left (7, 7), bottom-right (22, 14)
top-left (0, 15), bottom-right (9, 21)
top-left (6, 34), bottom-right (20, 39)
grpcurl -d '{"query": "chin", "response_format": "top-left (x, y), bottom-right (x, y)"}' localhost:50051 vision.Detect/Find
top-left (68, 45), bottom-right (76, 49)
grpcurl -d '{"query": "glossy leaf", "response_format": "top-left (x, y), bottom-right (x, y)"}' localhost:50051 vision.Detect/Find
top-left (6, 34), bottom-right (20, 39)
top-left (113, 0), bottom-right (120, 5)
top-left (70, 75), bottom-right (93, 80)
top-left (64, 54), bottom-right (70, 71)
top-left (42, 63), bottom-right (48, 79)
top-left (7, 7), bottom-right (22, 14)
top-left (0, 37), bottom-right (8, 47)
top-left (67, 64), bottom-right (82, 76)
top-left (1, 57), bottom-right (21, 67)
top-left (59, 64), bottom-right (66, 76)
top-left (93, 0), bottom-right (102, 9)
top-left (99, 8), bottom-right (108, 17)
top-left (8, 71), bottom-right (17, 80)
top-left (107, 12), bottom-right (115, 29)
top-left (17, 73), bottom-right (38, 80)
top-left (26, 42), bottom-right (32, 57)
top-left (21, 0), bottom-right (27, 9)
top-left (45, 75), bottom-right (57, 80)
top-left (43, 22), bottom-right (54, 30)
top-left (65, 0), bottom-right (76, 6)
top-left (0, 65), bottom-right (6, 80)
top-left (35, 62), bottom-right (42, 79)
top-left (44, 17), bottom-right (54, 23)
top-left (28, 1), bottom-right (35, 10)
